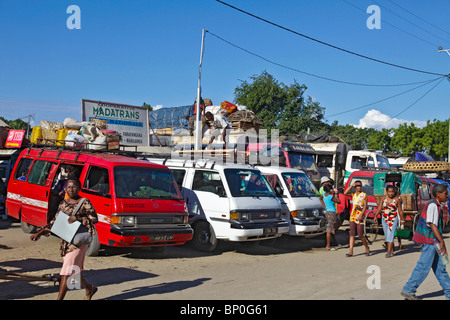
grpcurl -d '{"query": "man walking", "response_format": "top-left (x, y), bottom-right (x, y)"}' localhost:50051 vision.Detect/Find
top-left (401, 184), bottom-right (450, 300)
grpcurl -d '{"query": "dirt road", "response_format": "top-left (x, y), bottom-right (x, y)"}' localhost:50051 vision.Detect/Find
top-left (1, 217), bottom-right (448, 302)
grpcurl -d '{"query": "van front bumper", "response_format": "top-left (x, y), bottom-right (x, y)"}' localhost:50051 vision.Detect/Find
top-left (226, 220), bottom-right (290, 242)
top-left (108, 225), bottom-right (193, 247)
top-left (289, 218), bottom-right (327, 237)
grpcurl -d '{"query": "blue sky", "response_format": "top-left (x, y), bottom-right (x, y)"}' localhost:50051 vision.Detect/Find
top-left (0, 0), bottom-right (449, 130)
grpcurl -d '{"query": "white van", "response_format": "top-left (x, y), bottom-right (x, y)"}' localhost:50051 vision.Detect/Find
top-left (257, 166), bottom-right (327, 237)
top-left (143, 158), bottom-right (289, 252)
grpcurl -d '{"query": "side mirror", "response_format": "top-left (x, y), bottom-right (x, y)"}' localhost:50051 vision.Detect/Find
top-left (275, 185), bottom-right (284, 197)
top-left (216, 186), bottom-right (226, 197)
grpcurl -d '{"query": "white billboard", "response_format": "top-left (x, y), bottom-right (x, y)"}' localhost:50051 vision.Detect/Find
top-left (81, 99), bottom-right (149, 146)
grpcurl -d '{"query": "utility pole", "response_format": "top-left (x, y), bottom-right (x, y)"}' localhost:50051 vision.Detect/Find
top-left (438, 47), bottom-right (450, 162)
top-left (195, 28), bottom-right (206, 151)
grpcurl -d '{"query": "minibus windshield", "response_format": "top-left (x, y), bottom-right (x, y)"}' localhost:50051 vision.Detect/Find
top-left (224, 169), bottom-right (275, 197)
top-left (114, 166), bottom-right (182, 200)
top-left (281, 172), bottom-right (318, 197)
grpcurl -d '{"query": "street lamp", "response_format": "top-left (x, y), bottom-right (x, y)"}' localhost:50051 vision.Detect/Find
top-left (438, 46), bottom-right (450, 56)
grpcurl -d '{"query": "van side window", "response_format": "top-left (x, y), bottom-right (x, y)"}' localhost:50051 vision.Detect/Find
top-left (14, 158), bottom-right (33, 181)
top-left (84, 166), bottom-right (110, 195)
top-left (170, 169), bottom-right (186, 187)
top-left (192, 170), bottom-right (225, 194)
top-left (27, 160), bottom-right (58, 186)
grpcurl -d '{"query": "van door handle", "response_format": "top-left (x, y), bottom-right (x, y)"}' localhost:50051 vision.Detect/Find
top-left (104, 204), bottom-right (110, 206)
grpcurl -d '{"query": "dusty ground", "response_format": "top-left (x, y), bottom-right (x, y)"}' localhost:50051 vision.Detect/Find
top-left (1, 217), bottom-right (449, 304)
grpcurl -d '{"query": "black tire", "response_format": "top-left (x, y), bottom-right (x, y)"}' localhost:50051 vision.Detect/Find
top-left (85, 226), bottom-right (100, 257)
top-left (191, 221), bottom-right (217, 253)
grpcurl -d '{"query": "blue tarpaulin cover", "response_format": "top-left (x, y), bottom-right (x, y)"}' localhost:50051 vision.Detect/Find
top-left (415, 152), bottom-right (434, 162)
top-left (149, 105), bottom-right (193, 130)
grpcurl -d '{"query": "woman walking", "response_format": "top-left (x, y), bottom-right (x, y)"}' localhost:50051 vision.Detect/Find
top-left (344, 181), bottom-right (371, 257)
top-left (321, 184), bottom-right (341, 250)
top-left (375, 185), bottom-right (405, 258)
top-left (31, 178), bottom-right (98, 300)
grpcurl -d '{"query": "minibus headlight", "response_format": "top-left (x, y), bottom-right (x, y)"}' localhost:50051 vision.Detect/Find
top-left (230, 212), bottom-right (250, 221)
top-left (174, 216), bottom-right (188, 224)
top-left (111, 215), bottom-right (135, 226)
top-left (240, 212), bottom-right (250, 221)
top-left (312, 209), bottom-right (320, 217)
top-left (122, 216), bottom-right (135, 226)
top-left (230, 212), bottom-right (239, 220)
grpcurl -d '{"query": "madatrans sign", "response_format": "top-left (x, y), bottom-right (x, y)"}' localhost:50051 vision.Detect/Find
top-left (81, 99), bottom-right (149, 146)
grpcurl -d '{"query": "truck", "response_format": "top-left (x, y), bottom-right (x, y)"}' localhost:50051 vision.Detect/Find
top-left (246, 141), bottom-right (321, 189)
top-left (307, 142), bottom-right (391, 187)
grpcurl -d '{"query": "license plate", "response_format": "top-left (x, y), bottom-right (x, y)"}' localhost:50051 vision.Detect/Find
top-left (150, 234), bottom-right (173, 241)
top-left (263, 227), bottom-right (278, 234)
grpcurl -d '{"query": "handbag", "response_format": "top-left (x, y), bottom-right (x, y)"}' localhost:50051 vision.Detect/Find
top-left (50, 198), bottom-right (92, 246)
top-left (72, 224), bottom-right (93, 246)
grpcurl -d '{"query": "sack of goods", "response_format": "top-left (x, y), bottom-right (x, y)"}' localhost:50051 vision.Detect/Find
top-left (65, 134), bottom-right (88, 148)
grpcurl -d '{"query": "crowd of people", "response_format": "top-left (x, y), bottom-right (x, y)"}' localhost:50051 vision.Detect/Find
top-left (317, 175), bottom-right (450, 300)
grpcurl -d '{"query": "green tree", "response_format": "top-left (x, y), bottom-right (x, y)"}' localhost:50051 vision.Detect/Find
top-left (389, 122), bottom-right (422, 156)
top-left (367, 128), bottom-right (392, 153)
top-left (419, 119), bottom-right (449, 160)
top-left (234, 71), bottom-right (326, 135)
top-left (0, 116), bottom-right (28, 130)
top-left (142, 102), bottom-right (152, 112)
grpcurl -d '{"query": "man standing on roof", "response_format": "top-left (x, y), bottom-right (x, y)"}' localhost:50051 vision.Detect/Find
top-left (205, 111), bottom-right (232, 149)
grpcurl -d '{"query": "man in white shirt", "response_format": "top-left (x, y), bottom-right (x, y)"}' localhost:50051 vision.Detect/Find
top-left (402, 184), bottom-right (450, 300)
top-left (205, 111), bottom-right (232, 149)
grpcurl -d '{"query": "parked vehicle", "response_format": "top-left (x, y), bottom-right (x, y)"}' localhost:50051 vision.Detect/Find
top-left (145, 158), bottom-right (289, 252)
top-left (343, 150), bottom-right (391, 184)
top-left (0, 148), bottom-right (21, 216)
top-left (6, 147), bottom-right (193, 256)
top-left (246, 141), bottom-right (321, 189)
top-left (312, 143), bottom-right (391, 187)
top-left (257, 166), bottom-right (327, 238)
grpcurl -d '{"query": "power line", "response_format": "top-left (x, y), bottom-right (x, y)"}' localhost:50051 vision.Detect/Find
top-left (370, 0), bottom-right (450, 46)
top-left (215, 0), bottom-right (447, 77)
top-left (343, 0), bottom-right (440, 48)
top-left (207, 30), bottom-right (441, 87)
top-left (325, 76), bottom-right (445, 118)
top-left (387, 0), bottom-right (450, 38)
top-left (373, 76), bottom-right (446, 129)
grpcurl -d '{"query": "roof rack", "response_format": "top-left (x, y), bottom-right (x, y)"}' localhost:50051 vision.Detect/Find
top-left (28, 139), bottom-right (169, 159)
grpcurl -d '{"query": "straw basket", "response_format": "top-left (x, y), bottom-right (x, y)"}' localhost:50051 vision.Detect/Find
top-left (402, 161), bottom-right (450, 172)
top-left (91, 118), bottom-right (108, 130)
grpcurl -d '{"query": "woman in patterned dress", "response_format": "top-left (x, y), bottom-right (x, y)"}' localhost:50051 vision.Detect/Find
top-left (375, 185), bottom-right (405, 258)
top-left (31, 178), bottom-right (98, 300)
top-left (344, 180), bottom-right (371, 257)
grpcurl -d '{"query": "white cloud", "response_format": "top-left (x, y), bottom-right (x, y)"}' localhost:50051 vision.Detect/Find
top-left (153, 104), bottom-right (163, 110)
top-left (353, 109), bottom-right (427, 129)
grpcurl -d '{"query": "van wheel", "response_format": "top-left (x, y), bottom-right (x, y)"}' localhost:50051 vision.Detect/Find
top-left (86, 227), bottom-right (100, 257)
top-left (192, 221), bottom-right (217, 253)
top-left (21, 220), bottom-right (37, 234)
